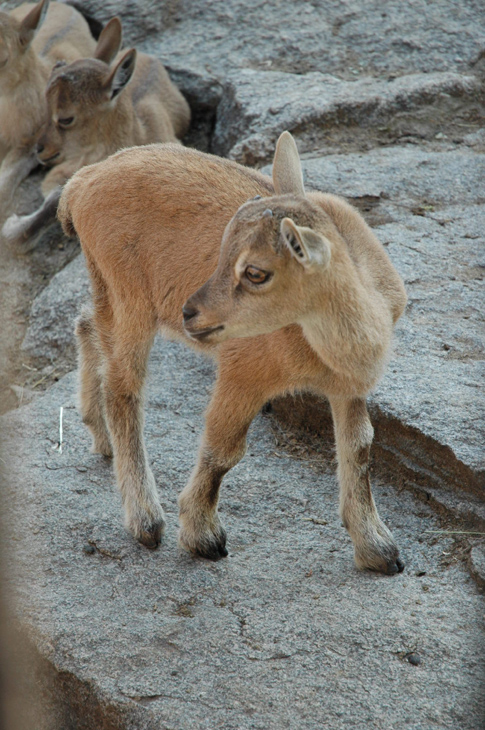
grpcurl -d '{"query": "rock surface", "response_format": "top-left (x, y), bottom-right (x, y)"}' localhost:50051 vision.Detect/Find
top-left (1, 0), bottom-right (484, 727)
top-left (69, 0), bottom-right (485, 81)
top-left (212, 71), bottom-right (484, 163)
top-left (2, 344), bottom-right (484, 729)
top-left (21, 252), bottom-right (88, 368)
top-left (469, 545), bottom-right (485, 590)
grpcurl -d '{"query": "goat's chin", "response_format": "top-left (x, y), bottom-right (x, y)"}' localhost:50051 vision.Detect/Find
top-left (38, 151), bottom-right (61, 166)
top-left (185, 324), bottom-right (226, 344)
top-left (185, 319), bottom-right (288, 345)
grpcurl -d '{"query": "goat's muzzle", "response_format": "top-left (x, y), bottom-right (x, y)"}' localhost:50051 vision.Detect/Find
top-left (182, 302), bottom-right (198, 323)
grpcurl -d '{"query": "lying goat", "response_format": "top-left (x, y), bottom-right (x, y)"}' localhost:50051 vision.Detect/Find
top-left (3, 16), bottom-right (190, 249)
top-left (0, 0), bottom-right (95, 211)
top-left (58, 132), bottom-right (407, 575)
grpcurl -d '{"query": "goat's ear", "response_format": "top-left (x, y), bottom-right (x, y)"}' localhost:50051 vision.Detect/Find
top-left (281, 217), bottom-right (331, 270)
top-left (19, 0), bottom-right (50, 48)
top-left (272, 131), bottom-right (305, 197)
top-left (105, 48), bottom-right (136, 99)
top-left (94, 17), bottom-right (123, 64)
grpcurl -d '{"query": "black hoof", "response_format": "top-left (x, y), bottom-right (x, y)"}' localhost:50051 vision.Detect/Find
top-left (386, 556), bottom-right (405, 575)
top-left (138, 520), bottom-right (164, 549)
top-left (195, 531), bottom-right (228, 561)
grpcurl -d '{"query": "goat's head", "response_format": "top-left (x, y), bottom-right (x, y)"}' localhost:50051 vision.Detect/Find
top-left (183, 132), bottom-right (337, 345)
top-left (36, 17), bottom-right (131, 166)
top-left (0, 0), bottom-right (50, 82)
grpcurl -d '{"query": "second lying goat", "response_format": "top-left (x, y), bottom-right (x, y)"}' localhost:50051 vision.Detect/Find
top-left (59, 132), bottom-right (407, 575)
top-left (0, 0), bottom-right (96, 210)
top-left (3, 16), bottom-right (190, 249)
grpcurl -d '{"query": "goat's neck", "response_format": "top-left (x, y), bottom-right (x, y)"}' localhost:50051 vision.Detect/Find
top-left (0, 49), bottom-right (48, 94)
top-left (299, 269), bottom-right (390, 386)
top-left (96, 98), bottom-right (137, 153)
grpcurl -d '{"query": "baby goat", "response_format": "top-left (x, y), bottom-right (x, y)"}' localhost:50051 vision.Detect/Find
top-left (58, 132), bottom-right (407, 575)
top-left (3, 16), bottom-right (190, 249)
top-left (0, 0), bottom-right (95, 211)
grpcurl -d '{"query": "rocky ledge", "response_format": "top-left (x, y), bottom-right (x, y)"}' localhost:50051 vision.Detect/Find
top-left (1, 0), bottom-right (484, 727)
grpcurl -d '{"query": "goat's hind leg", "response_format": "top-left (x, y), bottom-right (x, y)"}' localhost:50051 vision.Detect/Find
top-left (330, 396), bottom-right (404, 575)
top-left (101, 321), bottom-right (164, 549)
top-left (75, 305), bottom-right (112, 457)
top-left (82, 254), bottom-right (163, 548)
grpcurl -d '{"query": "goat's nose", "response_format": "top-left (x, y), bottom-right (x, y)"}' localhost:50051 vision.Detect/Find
top-left (182, 302), bottom-right (198, 322)
top-left (36, 143), bottom-right (44, 155)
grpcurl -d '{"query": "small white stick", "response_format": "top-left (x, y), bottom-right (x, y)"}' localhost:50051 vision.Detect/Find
top-left (59, 406), bottom-right (63, 454)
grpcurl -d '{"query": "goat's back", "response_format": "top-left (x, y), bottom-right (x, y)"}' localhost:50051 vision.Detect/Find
top-left (60, 143), bottom-right (405, 396)
top-left (59, 144), bottom-right (273, 331)
top-left (129, 53), bottom-right (191, 141)
top-left (11, 2), bottom-right (95, 63)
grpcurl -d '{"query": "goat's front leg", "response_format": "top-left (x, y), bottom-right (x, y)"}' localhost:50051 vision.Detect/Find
top-left (178, 369), bottom-right (265, 560)
top-left (2, 187), bottom-right (61, 251)
top-left (329, 396), bottom-right (404, 575)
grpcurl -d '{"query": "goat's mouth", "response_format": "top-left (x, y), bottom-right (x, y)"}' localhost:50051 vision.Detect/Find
top-left (38, 151), bottom-right (60, 165)
top-left (185, 324), bottom-right (225, 341)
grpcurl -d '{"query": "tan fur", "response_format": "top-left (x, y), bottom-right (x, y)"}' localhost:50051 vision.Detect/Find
top-left (2, 15), bottom-right (190, 249)
top-left (37, 17), bottom-right (190, 195)
top-left (59, 132), bottom-right (407, 574)
top-left (0, 0), bottom-right (96, 207)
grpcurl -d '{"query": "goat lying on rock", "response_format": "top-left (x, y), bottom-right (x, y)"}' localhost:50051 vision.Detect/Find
top-left (2, 15), bottom-right (190, 250)
top-left (0, 0), bottom-right (96, 212)
top-left (58, 131), bottom-right (407, 575)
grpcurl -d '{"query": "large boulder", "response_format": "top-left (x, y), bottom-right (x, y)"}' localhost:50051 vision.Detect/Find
top-left (212, 71), bottom-right (483, 163)
top-left (74, 0), bottom-right (485, 81)
top-left (21, 253), bottom-right (89, 368)
top-left (2, 0), bottom-right (485, 725)
top-left (2, 341), bottom-right (484, 729)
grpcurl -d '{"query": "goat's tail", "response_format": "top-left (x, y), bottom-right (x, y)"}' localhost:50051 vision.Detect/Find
top-left (57, 179), bottom-right (77, 238)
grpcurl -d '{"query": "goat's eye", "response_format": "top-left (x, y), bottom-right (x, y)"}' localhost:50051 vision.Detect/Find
top-left (245, 266), bottom-right (270, 284)
top-left (57, 116), bottom-right (75, 128)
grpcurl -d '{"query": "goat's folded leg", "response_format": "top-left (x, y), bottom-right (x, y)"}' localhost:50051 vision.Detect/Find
top-left (2, 187), bottom-right (61, 251)
top-left (329, 395), bottom-right (404, 575)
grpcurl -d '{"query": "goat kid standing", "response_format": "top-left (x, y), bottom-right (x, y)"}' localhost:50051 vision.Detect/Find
top-left (2, 15), bottom-right (190, 250)
top-left (58, 132), bottom-right (407, 576)
top-left (0, 0), bottom-right (96, 212)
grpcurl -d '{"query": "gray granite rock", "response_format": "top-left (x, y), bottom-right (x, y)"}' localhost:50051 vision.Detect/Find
top-left (21, 253), bottom-right (89, 367)
top-left (212, 71), bottom-right (483, 163)
top-left (371, 207), bottom-right (484, 481)
top-left (468, 545), bottom-right (485, 590)
top-left (2, 344), bottom-right (484, 729)
top-left (2, 0), bottom-right (484, 723)
top-left (297, 147), bottom-right (485, 206)
top-left (74, 0), bottom-right (485, 83)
